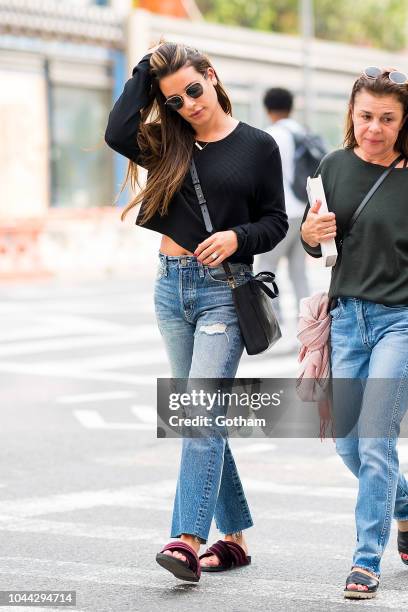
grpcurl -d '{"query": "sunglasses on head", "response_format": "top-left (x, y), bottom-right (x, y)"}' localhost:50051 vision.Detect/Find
top-left (164, 79), bottom-right (206, 111)
top-left (363, 66), bottom-right (408, 85)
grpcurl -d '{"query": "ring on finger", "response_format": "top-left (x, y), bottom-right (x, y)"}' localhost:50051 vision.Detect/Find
top-left (211, 252), bottom-right (218, 260)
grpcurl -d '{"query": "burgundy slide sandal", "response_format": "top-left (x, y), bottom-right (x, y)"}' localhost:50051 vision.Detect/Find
top-left (156, 541), bottom-right (201, 582)
top-left (199, 540), bottom-right (251, 572)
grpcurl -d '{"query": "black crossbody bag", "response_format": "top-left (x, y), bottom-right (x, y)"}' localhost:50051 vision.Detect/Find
top-left (190, 159), bottom-right (281, 355)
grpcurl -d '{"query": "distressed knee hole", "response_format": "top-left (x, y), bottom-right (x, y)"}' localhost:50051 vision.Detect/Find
top-left (199, 323), bottom-right (229, 341)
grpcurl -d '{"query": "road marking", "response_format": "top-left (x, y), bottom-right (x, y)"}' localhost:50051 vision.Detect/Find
top-left (73, 410), bottom-right (155, 431)
top-left (47, 350), bottom-right (166, 371)
top-left (131, 405), bottom-right (157, 424)
top-left (0, 478), bottom-right (357, 523)
top-left (57, 391), bottom-right (136, 404)
top-left (0, 557), bottom-right (406, 608)
top-left (234, 442), bottom-right (277, 454)
top-left (0, 556), bottom-right (179, 587)
top-left (0, 316), bottom-right (135, 341)
top-left (257, 508), bottom-right (354, 525)
top-left (0, 363), bottom-right (160, 385)
top-left (0, 481), bottom-right (176, 517)
top-left (244, 478), bottom-right (357, 498)
top-left (238, 356), bottom-right (297, 377)
top-left (0, 299), bottom-right (154, 316)
top-left (0, 332), bottom-right (162, 357)
top-left (0, 516), bottom-right (161, 542)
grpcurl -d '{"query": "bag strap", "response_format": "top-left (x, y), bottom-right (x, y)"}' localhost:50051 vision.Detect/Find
top-left (190, 158), bottom-right (238, 286)
top-left (190, 158), bottom-right (280, 296)
top-left (253, 271), bottom-right (279, 298)
top-left (340, 153), bottom-right (403, 245)
top-left (189, 158), bottom-right (213, 233)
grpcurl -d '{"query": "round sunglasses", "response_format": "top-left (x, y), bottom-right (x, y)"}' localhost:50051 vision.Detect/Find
top-left (363, 66), bottom-right (408, 85)
top-left (164, 81), bottom-right (205, 111)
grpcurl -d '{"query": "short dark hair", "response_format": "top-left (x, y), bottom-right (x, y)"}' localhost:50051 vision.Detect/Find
top-left (263, 87), bottom-right (293, 113)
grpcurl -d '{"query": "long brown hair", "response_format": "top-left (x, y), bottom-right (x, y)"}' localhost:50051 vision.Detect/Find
top-left (120, 42), bottom-right (232, 222)
top-left (344, 70), bottom-right (408, 157)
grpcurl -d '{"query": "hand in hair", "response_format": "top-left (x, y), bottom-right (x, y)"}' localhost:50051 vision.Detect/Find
top-left (194, 230), bottom-right (239, 267)
top-left (147, 38), bottom-right (166, 54)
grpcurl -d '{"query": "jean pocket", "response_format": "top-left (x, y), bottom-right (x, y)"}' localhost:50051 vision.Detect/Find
top-left (330, 300), bottom-right (343, 320)
top-left (155, 261), bottom-right (166, 281)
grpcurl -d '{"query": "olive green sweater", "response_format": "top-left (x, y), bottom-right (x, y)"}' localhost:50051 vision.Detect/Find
top-left (301, 148), bottom-right (408, 305)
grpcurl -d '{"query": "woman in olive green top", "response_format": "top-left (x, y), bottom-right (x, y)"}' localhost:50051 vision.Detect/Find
top-left (301, 68), bottom-right (408, 599)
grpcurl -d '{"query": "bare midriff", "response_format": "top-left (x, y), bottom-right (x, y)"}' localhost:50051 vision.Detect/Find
top-left (159, 234), bottom-right (195, 256)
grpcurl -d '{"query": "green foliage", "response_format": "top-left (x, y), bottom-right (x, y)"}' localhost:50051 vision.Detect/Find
top-left (197, 0), bottom-right (298, 33)
top-left (196, 0), bottom-right (408, 51)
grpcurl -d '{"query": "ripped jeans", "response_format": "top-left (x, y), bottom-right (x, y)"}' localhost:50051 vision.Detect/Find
top-left (154, 251), bottom-right (254, 543)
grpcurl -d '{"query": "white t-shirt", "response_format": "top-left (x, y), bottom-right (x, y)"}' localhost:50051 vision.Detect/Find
top-left (265, 118), bottom-right (306, 219)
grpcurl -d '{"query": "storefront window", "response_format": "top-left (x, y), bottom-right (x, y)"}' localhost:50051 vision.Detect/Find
top-left (50, 86), bottom-right (113, 208)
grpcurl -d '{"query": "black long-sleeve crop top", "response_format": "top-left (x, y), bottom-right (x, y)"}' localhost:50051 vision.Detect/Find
top-left (105, 54), bottom-right (288, 264)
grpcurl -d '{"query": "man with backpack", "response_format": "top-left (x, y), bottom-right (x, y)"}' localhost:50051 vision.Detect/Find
top-left (256, 87), bottom-right (327, 324)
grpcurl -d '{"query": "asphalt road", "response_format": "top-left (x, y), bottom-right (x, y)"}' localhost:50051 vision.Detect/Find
top-left (0, 263), bottom-right (407, 611)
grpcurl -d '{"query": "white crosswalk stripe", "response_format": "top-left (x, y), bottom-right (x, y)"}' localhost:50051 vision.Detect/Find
top-left (0, 477), bottom-right (357, 520)
top-left (57, 391), bottom-right (136, 404)
top-left (74, 408), bottom-right (155, 430)
top-left (0, 329), bottom-right (162, 357)
top-left (131, 405), bottom-right (157, 424)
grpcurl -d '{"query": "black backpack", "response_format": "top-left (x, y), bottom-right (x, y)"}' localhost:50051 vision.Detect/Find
top-left (290, 130), bottom-right (327, 202)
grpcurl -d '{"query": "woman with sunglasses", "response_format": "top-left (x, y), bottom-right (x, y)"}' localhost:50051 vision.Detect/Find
top-left (301, 67), bottom-right (408, 599)
top-left (105, 42), bottom-right (287, 582)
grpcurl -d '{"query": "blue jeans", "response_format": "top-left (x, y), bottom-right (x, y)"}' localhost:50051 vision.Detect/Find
top-left (154, 252), bottom-right (254, 543)
top-left (331, 297), bottom-right (408, 576)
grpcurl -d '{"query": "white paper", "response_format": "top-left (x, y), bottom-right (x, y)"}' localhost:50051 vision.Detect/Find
top-left (306, 175), bottom-right (337, 267)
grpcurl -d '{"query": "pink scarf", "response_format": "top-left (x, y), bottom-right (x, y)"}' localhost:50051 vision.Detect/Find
top-left (296, 292), bottom-right (332, 441)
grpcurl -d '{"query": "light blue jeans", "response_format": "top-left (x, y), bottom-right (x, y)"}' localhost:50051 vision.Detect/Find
top-left (331, 297), bottom-right (408, 576)
top-left (154, 252), bottom-right (254, 543)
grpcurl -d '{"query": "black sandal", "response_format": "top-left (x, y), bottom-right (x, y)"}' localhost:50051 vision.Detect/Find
top-left (397, 529), bottom-right (408, 566)
top-left (344, 570), bottom-right (379, 599)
